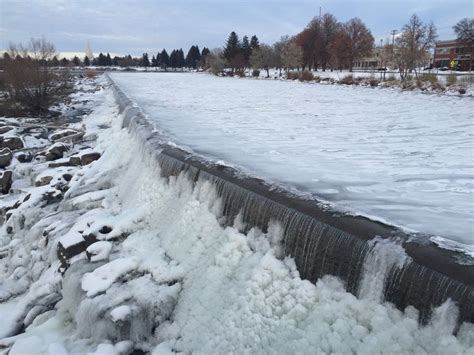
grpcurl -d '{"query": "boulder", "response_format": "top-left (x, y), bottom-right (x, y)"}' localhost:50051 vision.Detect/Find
top-left (16, 152), bottom-right (34, 163)
top-left (0, 148), bottom-right (13, 168)
top-left (0, 126), bottom-right (14, 134)
top-left (80, 152), bottom-right (101, 165)
top-left (69, 156), bottom-right (82, 166)
top-left (0, 170), bottom-right (12, 194)
top-left (49, 129), bottom-right (79, 142)
top-left (44, 143), bottom-right (69, 161)
top-left (35, 175), bottom-right (53, 187)
top-left (1, 136), bottom-right (24, 151)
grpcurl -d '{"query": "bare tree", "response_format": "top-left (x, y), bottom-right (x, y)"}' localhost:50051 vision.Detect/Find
top-left (320, 13), bottom-right (341, 70)
top-left (273, 36), bottom-right (289, 76)
top-left (453, 18), bottom-right (474, 71)
top-left (281, 41), bottom-right (303, 73)
top-left (396, 14), bottom-right (437, 79)
top-left (206, 48), bottom-right (226, 75)
top-left (1, 38), bottom-right (72, 116)
top-left (249, 44), bottom-right (274, 77)
top-left (341, 18), bottom-right (374, 72)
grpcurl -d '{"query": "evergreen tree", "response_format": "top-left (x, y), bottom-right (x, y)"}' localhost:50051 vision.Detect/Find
top-left (142, 53), bottom-right (150, 67)
top-left (241, 35), bottom-right (251, 66)
top-left (97, 53), bottom-right (106, 66)
top-left (72, 56), bottom-right (81, 66)
top-left (160, 49), bottom-right (170, 68)
top-left (84, 56), bottom-right (90, 66)
top-left (151, 55), bottom-right (157, 67)
top-left (113, 56), bottom-right (119, 66)
top-left (60, 57), bottom-right (69, 66)
top-left (178, 49), bottom-right (186, 68)
top-left (250, 35), bottom-right (260, 50)
top-left (106, 53), bottom-right (112, 66)
top-left (201, 47), bottom-right (210, 57)
top-left (156, 52), bottom-right (162, 67)
top-left (169, 50), bottom-right (177, 68)
top-left (224, 32), bottom-right (241, 62)
top-left (185, 45), bottom-right (201, 68)
top-left (52, 56), bottom-right (59, 66)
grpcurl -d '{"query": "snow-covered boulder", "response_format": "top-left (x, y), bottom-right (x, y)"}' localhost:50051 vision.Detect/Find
top-left (1, 136), bottom-right (24, 151)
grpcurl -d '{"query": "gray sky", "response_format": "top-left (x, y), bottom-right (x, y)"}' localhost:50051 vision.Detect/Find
top-left (1, 0), bottom-right (471, 57)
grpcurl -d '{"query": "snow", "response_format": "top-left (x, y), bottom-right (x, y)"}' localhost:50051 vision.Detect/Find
top-left (110, 72), bottom-right (474, 252)
top-left (1, 75), bottom-right (472, 354)
top-left (81, 257), bottom-right (138, 297)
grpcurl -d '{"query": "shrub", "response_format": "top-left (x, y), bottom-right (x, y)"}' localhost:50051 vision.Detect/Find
top-left (340, 74), bottom-right (354, 85)
top-left (369, 78), bottom-right (379, 87)
top-left (459, 88), bottom-right (466, 94)
top-left (386, 75), bottom-right (397, 82)
top-left (299, 70), bottom-right (314, 82)
top-left (2, 38), bottom-right (73, 116)
top-left (446, 74), bottom-right (457, 86)
top-left (431, 82), bottom-right (445, 91)
top-left (419, 74), bottom-right (437, 84)
top-left (84, 68), bottom-right (97, 79)
top-left (252, 69), bottom-right (260, 77)
top-left (235, 70), bottom-right (246, 78)
top-left (459, 76), bottom-right (473, 85)
top-left (287, 71), bottom-right (299, 80)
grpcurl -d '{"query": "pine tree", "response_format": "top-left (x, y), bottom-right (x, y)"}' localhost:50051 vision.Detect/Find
top-left (72, 56), bottom-right (81, 66)
top-left (52, 56), bottom-right (59, 67)
top-left (223, 31), bottom-right (241, 61)
top-left (186, 45), bottom-right (202, 68)
top-left (106, 53), bottom-right (112, 66)
top-left (178, 49), bottom-right (186, 68)
top-left (84, 56), bottom-right (90, 66)
top-left (250, 35), bottom-right (260, 50)
top-left (60, 57), bottom-right (69, 66)
top-left (160, 49), bottom-right (170, 68)
top-left (151, 55), bottom-right (156, 67)
top-left (142, 53), bottom-right (150, 67)
top-left (113, 56), bottom-right (119, 66)
top-left (97, 53), bottom-right (106, 66)
top-left (201, 47), bottom-right (210, 57)
top-left (241, 35), bottom-right (251, 66)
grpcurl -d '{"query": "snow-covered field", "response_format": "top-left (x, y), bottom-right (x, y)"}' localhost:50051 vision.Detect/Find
top-left (1, 76), bottom-right (472, 354)
top-left (109, 72), bottom-right (474, 254)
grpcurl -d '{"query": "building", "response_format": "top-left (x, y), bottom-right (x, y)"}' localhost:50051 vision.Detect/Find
top-left (434, 39), bottom-right (473, 71)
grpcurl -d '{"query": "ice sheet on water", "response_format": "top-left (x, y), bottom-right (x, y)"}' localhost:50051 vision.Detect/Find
top-left (110, 72), bottom-right (474, 252)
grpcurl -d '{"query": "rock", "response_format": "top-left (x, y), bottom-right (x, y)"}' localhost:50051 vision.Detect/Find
top-left (49, 129), bottom-right (79, 142)
top-left (44, 143), bottom-right (69, 161)
top-left (0, 170), bottom-right (12, 194)
top-left (62, 173), bottom-right (73, 182)
top-left (35, 175), bottom-right (53, 187)
top-left (42, 190), bottom-right (63, 205)
top-left (69, 156), bottom-right (82, 166)
top-left (1, 136), bottom-right (24, 151)
top-left (0, 148), bottom-right (13, 168)
top-left (80, 152), bottom-right (101, 165)
top-left (0, 126), bottom-right (14, 134)
top-left (16, 152), bottom-right (34, 163)
top-left (48, 158), bottom-right (73, 168)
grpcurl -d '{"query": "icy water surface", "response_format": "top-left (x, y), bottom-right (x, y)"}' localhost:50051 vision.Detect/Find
top-left (110, 72), bottom-right (474, 251)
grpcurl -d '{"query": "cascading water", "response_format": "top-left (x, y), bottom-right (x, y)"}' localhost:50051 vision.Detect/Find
top-left (109, 74), bottom-right (474, 328)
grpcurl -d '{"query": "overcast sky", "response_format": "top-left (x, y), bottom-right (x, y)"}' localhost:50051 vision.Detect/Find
top-left (0, 0), bottom-right (471, 57)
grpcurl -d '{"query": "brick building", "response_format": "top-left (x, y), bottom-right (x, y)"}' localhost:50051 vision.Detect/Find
top-left (434, 39), bottom-right (473, 71)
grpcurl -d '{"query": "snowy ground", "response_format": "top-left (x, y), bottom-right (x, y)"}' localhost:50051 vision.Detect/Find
top-left (109, 72), bottom-right (474, 254)
top-left (0, 76), bottom-right (472, 354)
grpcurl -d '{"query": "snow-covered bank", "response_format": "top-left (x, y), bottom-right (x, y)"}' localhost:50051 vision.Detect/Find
top-left (0, 76), bottom-right (473, 354)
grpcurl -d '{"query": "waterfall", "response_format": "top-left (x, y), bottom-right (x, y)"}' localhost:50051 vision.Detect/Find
top-left (108, 74), bottom-right (474, 327)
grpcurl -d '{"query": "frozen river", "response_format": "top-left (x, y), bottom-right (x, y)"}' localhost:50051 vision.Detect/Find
top-left (110, 72), bottom-right (474, 252)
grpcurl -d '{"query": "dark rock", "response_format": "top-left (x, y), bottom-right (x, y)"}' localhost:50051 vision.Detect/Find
top-left (83, 233), bottom-right (98, 245)
top-left (0, 170), bottom-right (12, 194)
top-left (99, 226), bottom-right (112, 234)
top-left (49, 129), bottom-right (79, 142)
top-left (69, 156), bottom-right (82, 166)
top-left (0, 126), bottom-right (14, 134)
top-left (1, 136), bottom-right (24, 151)
top-left (44, 143), bottom-right (69, 161)
top-left (16, 152), bottom-right (34, 163)
top-left (80, 152), bottom-right (101, 165)
top-left (0, 148), bottom-right (13, 168)
top-left (41, 190), bottom-right (63, 205)
top-left (62, 173), bottom-right (73, 182)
